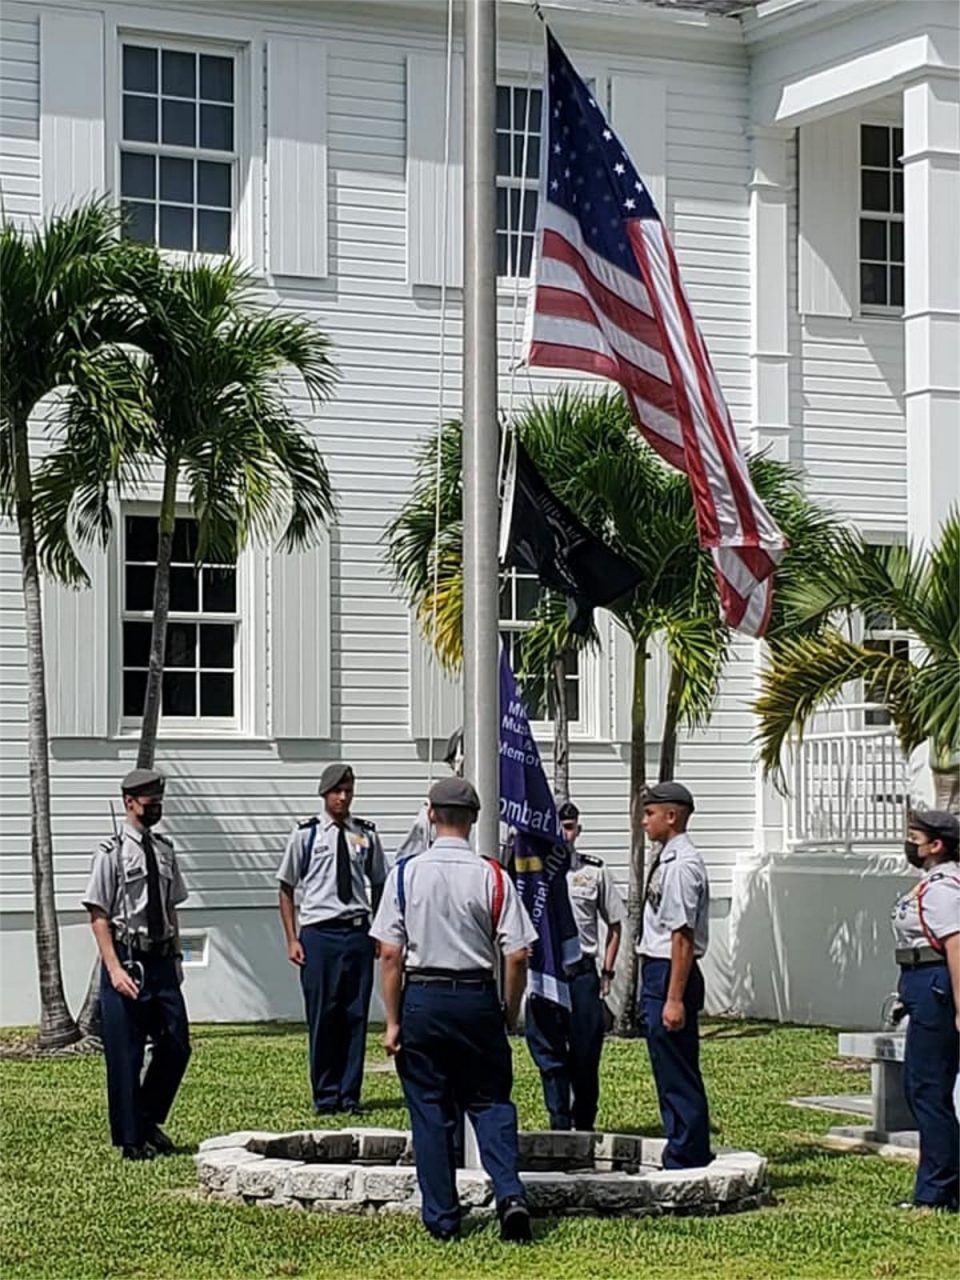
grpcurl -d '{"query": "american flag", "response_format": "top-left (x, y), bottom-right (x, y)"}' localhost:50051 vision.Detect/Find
top-left (524, 29), bottom-right (786, 636)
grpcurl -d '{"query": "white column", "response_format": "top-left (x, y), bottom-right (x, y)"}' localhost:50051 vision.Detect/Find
top-left (749, 126), bottom-right (793, 856)
top-left (902, 71), bottom-right (960, 551)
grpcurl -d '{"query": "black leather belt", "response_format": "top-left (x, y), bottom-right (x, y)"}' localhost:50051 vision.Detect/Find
top-left (896, 945), bottom-right (945, 968)
top-left (405, 968), bottom-right (495, 989)
top-left (116, 935), bottom-right (177, 959)
top-left (305, 916), bottom-right (369, 932)
top-left (564, 957), bottom-right (597, 979)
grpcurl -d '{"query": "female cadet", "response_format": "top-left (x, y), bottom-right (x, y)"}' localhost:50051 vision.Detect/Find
top-left (891, 809), bottom-right (960, 1211)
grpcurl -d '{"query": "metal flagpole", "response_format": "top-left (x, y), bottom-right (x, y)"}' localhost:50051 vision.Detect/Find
top-left (462, 0), bottom-right (500, 854)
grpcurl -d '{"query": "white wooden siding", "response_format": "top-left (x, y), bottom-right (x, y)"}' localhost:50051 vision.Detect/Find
top-left (0, 1), bottom-right (40, 222)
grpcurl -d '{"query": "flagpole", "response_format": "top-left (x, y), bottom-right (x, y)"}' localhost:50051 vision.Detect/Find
top-left (463, 0), bottom-right (500, 854)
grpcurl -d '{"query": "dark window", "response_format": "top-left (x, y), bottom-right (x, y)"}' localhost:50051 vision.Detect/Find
top-left (858, 124), bottom-right (904, 309)
top-left (495, 85), bottom-right (543, 278)
top-left (499, 569), bottom-right (580, 722)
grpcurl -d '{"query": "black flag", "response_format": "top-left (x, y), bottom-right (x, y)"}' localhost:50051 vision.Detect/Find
top-left (500, 437), bottom-right (643, 633)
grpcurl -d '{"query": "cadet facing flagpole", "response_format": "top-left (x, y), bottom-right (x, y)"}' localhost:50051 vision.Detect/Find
top-left (462, 0), bottom-right (500, 855)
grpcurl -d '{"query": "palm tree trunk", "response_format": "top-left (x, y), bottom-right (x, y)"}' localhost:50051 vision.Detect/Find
top-left (658, 660), bottom-right (683, 783)
top-left (615, 635), bottom-right (647, 1036)
top-left (552, 654), bottom-right (570, 804)
top-left (137, 458), bottom-right (178, 769)
top-left (10, 415), bottom-right (80, 1048)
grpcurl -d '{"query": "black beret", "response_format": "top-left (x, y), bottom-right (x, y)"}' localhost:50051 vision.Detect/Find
top-left (910, 809), bottom-right (959, 845)
top-left (428, 776), bottom-right (481, 812)
top-left (318, 763), bottom-right (355, 795)
top-left (558, 802), bottom-right (580, 821)
top-left (644, 781), bottom-right (695, 812)
top-left (121, 768), bottom-right (165, 797)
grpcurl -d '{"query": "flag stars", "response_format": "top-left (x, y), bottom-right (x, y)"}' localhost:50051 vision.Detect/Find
top-left (553, 142), bottom-right (561, 154)
top-left (634, 180), bottom-right (644, 192)
top-left (614, 162), bottom-right (626, 175)
top-left (550, 178), bottom-right (559, 191)
top-left (624, 198), bottom-right (637, 210)
top-left (602, 128), bottom-right (612, 141)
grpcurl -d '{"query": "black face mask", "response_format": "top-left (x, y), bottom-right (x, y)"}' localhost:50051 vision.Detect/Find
top-left (141, 802), bottom-right (163, 828)
top-left (904, 840), bottom-right (925, 868)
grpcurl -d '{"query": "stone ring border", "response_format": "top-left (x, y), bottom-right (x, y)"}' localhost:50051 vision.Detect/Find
top-left (196, 1128), bottom-right (772, 1218)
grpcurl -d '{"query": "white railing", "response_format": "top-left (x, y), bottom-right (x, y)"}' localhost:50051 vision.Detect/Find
top-left (787, 703), bottom-right (909, 848)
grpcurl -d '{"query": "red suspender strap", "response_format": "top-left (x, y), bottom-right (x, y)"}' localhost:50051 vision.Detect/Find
top-left (915, 877), bottom-right (957, 954)
top-left (483, 857), bottom-right (505, 931)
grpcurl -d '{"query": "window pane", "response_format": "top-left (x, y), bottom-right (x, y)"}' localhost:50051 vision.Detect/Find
top-left (162, 671), bottom-right (196, 716)
top-left (496, 132), bottom-right (511, 178)
top-left (125, 564), bottom-right (156, 611)
top-left (159, 155), bottom-right (194, 203)
top-left (526, 136), bottom-right (541, 180)
top-left (123, 45), bottom-right (158, 94)
top-left (123, 621), bottom-right (153, 668)
top-left (199, 103), bottom-right (233, 151)
top-left (123, 670), bottom-right (148, 717)
top-left (565, 678), bottom-right (580, 723)
top-left (893, 127), bottom-right (903, 167)
top-left (496, 232), bottom-right (509, 277)
top-left (200, 623), bottom-right (234, 668)
top-left (890, 220), bottom-right (903, 263)
top-left (861, 124), bottom-right (889, 168)
top-left (861, 169), bottom-right (889, 212)
top-left (169, 565), bottom-right (200, 611)
top-left (197, 209), bottom-right (231, 253)
top-left (126, 516), bottom-right (158, 562)
top-left (519, 672), bottom-right (547, 721)
top-left (518, 234), bottom-right (534, 277)
top-left (197, 160), bottom-right (230, 207)
top-left (162, 50), bottom-right (196, 98)
top-left (496, 85), bottom-right (510, 130)
top-left (166, 622), bottom-right (196, 668)
top-left (860, 261), bottom-right (887, 306)
top-left (892, 171), bottom-right (903, 213)
top-left (522, 191), bottom-right (538, 232)
top-left (889, 264), bottom-right (904, 308)
top-left (859, 217), bottom-right (886, 261)
top-left (516, 574), bottom-right (540, 620)
top-left (123, 93), bottom-right (158, 143)
top-left (121, 151), bottom-right (155, 199)
top-left (172, 519), bottom-right (199, 562)
top-left (200, 54), bottom-right (234, 103)
top-left (203, 567), bottom-right (236, 612)
top-left (496, 185), bottom-right (508, 233)
top-left (200, 672), bottom-right (234, 716)
top-left (159, 204), bottom-right (193, 250)
top-left (498, 576), bottom-right (513, 618)
top-left (122, 200), bottom-right (155, 245)
top-left (162, 98), bottom-right (196, 146)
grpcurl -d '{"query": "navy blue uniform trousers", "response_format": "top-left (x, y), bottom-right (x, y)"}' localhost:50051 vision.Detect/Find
top-left (300, 923), bottom-right (374, 1111)
top-left (397, 981), bottom-right (525, 1237)
top-left (525, 966), bottom-right (605, 1130)
top-left (99, 955), bottom-right (190, 1149)
top-left (899, 962), bottom-right (960, 1208)
top-left (639, 957), bottom-right (712, 1168)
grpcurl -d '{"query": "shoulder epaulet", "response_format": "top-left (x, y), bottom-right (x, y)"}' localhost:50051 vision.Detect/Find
top-left (298, 816), bottom-right (320, 830)
top-left (580, 853), bottom-right (604, 867)
top-left (355, 816), bottom-right (377, 832)
top-left (97, 835), bottom-right (120, 854)
top-left (153, 831), bottom-right (173, 847)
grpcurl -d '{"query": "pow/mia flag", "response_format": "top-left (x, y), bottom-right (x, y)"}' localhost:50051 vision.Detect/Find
top-left (499, 435), bottom-right (643, 633)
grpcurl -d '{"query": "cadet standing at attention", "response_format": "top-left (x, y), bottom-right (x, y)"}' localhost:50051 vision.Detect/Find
top-left (372, 776), bottom-right (538, 1244)
top-left (891, 809), bottom-right (959, 1211)
top-left (525, 800), bottom-right (624, 1131)
top-left (82, 769), bottom-right (191, 1160)
top-left (638, 781), bottom-right (713, 1169)
top-left (278, 763), bottom-right (386, 1115)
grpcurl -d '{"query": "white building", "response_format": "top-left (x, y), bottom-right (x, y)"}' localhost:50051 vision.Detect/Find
top-left (1, 0), bottom-right (957, 1030)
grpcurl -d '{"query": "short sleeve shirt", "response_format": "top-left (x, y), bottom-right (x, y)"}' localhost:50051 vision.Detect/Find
top-left (566, 853), bottom-right (626, 957)
top-left (638, 832), bottom-right (710, 960)
top-left (277, 812), bottom-right (387, 925)
top-left (370, 836), bottom-right (538, 972)
top-left (82, 823), bottom-right (188, 941)
top-left (891, 866), bottom-right (960, 949)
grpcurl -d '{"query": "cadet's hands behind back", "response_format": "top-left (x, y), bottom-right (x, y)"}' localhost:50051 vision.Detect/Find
top-left (287, 939), bottom-right (306, 967)
top-left (383, 1022), bottom-right (401, 1056)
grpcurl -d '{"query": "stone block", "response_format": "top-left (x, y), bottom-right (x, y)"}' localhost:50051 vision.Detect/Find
top-left (871, 1060), bottom-right (914, 1131)
top-left (712, 1153), bottom-right (768, 1193)
top-left (575, 1173), bottom-right (651, 1213)
top-left (194, 1149), bottom-right (262, 1195)
top-left (353, 1128), bottom-right (411, 1163)
top-left (455, 1170), bottom-right (494, 1207)
top-left (377, 1198), bottom-right (424, 1216)
top-left (593, 1133), bottom-right (643, 1169)
top-left (307, 1199), bottom-right (370, 1216)
top-left (643, 1168), bottom-right (712, 1207)
top-left (358, 1168), bottom-right (420, 1202)
top-left (198, 1131), bottom-right (277, 1153)
top-left (518, 1131), bottom-right (596, 1169)
top-left (521, 1171), bottom-right (581, 1212)
top-left (311, 1131), bottom-right (359, 1162)
top-left (287, 1165), bottom-right (357, 1202)
top-left (260, 1132), bottom-right (315, 1161)
top-left (236, 1158), bottom-right (305, 1200)
top-left (638, 1137), bottom-right (668, 1167)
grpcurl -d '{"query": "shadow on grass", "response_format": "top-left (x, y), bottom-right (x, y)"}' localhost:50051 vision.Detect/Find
top-left (700, 1024), bottom-right (778, 1042)
top-left (195, 1023), bottom-right (305, 1039)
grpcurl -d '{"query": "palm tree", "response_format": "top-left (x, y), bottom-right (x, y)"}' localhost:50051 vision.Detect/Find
top-left (1, 202), bottom-right (147, 1048)
top-left (386, 388), bottom-right (848, 1030)
top-left (35, 252), bottom-right (339, 769)
top-left (756, 514), bottom-right (960, 810)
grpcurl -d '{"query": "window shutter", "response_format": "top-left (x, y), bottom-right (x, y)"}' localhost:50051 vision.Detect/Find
top-left (44, 544), bottom-right (110, 738)
top-left (610, 75), bottom-right (666, 215)
top-left (410, 621), bottom-right (462, 741)
top-left (612, 622), bottom-right (666, 744)
top-left (798, 115), bottom-right (857, 317)
top-left (406, 51), bottom-right (464, 288)
top-left (270, 539), bottom-right (330, 738)
top-left (40, 8), bottom-right (105, 216)
top-left (266, 36), bottom-right (328, 278)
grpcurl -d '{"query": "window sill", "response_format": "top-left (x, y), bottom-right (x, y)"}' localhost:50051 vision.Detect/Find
top-left (858, 306), bottom-right (904, 321)
top-left (112, 728), bottom-right (268, 743)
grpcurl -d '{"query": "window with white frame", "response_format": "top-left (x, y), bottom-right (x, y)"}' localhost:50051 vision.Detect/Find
top-left (496, 84), bottom-right (542, 278)
top-left (862, 604), bottom-right (910, 728)
top-left (120, 41), bottom-right (236, 253)
top-left (122, 514), bottom-right (239, 723)
top-left (499, 569), bottom-right (580, 723)
top-left (859, 123), bottom-right (904, 309)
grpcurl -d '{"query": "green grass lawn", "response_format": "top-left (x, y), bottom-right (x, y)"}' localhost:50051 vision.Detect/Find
top-left (1, 1020), bottom-right (956, 1279)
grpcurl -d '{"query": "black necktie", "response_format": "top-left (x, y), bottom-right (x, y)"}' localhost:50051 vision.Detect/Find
top-left (141, 831), bottom-right (165, 940)
top-left (336, 825), bottom-right (352, 905)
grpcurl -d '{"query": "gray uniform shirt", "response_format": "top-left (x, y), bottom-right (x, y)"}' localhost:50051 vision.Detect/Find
top-left (370, 836), bottom-right (538, 972)
top-left (638, 832), bottom-right (710, 960)
top-left (82, 823), bottom-right (188, 942)
top-left (277, 812), bottom-right (387, 926)
top-left (567, 851), bottom-right (625, 958)
top-left (891, 866), bottom-right (960, 949)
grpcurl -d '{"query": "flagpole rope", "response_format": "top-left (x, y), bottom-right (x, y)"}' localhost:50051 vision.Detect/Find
top-left (506, 2), bottom-right (538, 422)
top-left (426, 0), bottom-right (455, 787)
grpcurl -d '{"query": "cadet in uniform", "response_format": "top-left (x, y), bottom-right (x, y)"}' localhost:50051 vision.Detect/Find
top-left (278, 763), bottom-right (387, 1115)
top-left (525, 800), bottom-right (625, 1130)
top-left (638, 781), bottom-right (712, 1169)
top-left (82, 769), bottom-right (190, 1160)
top-left (372, 776), bottom-right (538, 1243)
top-left (891, 809), bottom-right (960, 1210)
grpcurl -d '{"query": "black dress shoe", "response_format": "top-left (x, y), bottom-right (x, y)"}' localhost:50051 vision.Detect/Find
top-left (498, 1195), bottom-right (532, 1242)
top-left (427, 1229), bottom-right (460, 1243)
top-left (121, 1144), bottom-right (156, 1161)
top-left (147, 1125), bottom-right (174, 1154)
top-left (340, 1103), bottom-right (364, 1116)
top-left (895, 1200), bottom-right (957, 1212)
